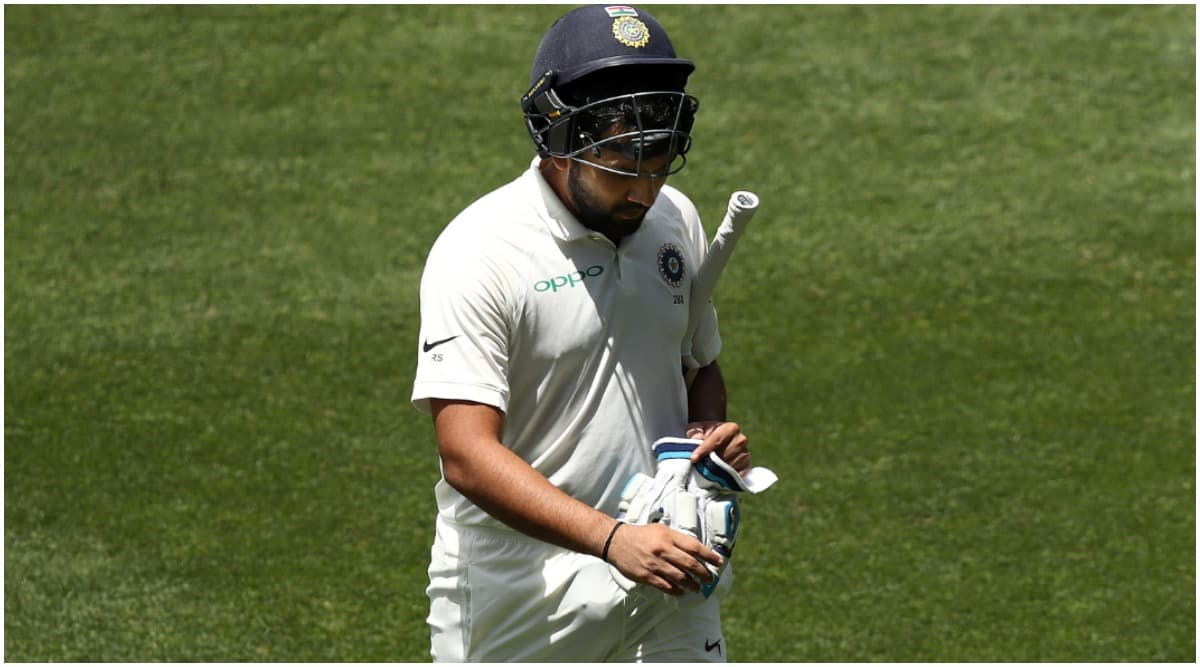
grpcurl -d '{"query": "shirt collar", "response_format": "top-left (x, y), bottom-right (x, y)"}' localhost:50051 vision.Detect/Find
top-left (525, 156), bottom-right (596, 243)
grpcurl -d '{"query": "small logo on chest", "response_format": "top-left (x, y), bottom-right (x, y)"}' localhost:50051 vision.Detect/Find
top-left (657, 243), bottom-right (686, 288)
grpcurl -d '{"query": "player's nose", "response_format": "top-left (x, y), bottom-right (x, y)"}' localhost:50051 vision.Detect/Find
top-left (626, 178), bottom-right (658, 208)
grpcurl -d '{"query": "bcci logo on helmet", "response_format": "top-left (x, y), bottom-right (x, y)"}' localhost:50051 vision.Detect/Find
top-left (657, 243), bottom-right (685, 287)
top-left (612, 16), bottom-right (650, 48)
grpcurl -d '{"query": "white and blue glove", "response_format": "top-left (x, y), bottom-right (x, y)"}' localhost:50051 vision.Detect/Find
top-left (616, 437), bottom-right (778, 597)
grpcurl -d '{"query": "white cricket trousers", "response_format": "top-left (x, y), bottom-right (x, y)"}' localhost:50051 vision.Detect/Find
top-left (426, 515), bottom-right (732, 662)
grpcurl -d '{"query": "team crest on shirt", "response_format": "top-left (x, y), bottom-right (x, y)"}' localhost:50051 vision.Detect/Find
top-left (657, 243), bottom-right (685, 287)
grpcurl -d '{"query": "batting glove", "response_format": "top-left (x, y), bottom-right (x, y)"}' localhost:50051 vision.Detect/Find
top-left (616, 437), bottom-right (777, 597)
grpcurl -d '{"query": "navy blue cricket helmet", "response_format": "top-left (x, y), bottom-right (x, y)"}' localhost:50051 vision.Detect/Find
top-left (520, 5), bottom-right (699, 177)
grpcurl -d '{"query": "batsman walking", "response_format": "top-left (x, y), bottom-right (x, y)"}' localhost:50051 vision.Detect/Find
top-left (411, 5), bottom-right (762, 661)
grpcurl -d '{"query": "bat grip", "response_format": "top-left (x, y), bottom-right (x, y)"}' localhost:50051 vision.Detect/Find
top-left (725, 191), bottom-right (760, 223)
top-left (683, 191), bottom-right (760, 382)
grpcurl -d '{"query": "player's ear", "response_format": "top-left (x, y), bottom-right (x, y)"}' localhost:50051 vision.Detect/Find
top-left (547, 156), bottom-right (571, 173)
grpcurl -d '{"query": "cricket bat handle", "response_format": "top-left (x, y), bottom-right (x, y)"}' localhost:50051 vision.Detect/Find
top-left (684, 191), bottom-right (760, 350)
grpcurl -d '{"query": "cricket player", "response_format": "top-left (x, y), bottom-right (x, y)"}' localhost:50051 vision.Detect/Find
top-left (412, 5), bottom-right (753, 661)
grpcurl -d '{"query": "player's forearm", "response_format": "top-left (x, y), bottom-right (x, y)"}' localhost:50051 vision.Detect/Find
top-left (431, 399), bottom-right (615, 558)
top-left (687, 360), bottom-right (727, 423)
top-left (441, 440), bottom-right (615, 556)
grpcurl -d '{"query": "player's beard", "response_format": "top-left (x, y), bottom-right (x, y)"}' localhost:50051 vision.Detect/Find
top-left (567, 163), bottom-right (649, 243)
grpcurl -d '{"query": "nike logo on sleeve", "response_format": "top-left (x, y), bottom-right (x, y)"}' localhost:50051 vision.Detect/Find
top-left (423, 335), bottom-right (460, 352)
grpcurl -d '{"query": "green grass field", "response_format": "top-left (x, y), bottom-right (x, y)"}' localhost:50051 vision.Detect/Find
top-left (5, 4), bottom-right (1194, 661)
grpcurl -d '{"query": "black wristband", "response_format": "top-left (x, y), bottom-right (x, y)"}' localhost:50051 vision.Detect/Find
top-left (601, 520), bottom-right (624, 562)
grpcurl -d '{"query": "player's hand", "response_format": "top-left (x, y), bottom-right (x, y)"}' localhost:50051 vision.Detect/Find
top-left (606, 522), bottom-right (723, 596)
top-left (685, 421), bottom-right (751, 474)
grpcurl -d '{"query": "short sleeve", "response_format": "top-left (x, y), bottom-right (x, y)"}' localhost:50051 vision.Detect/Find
top-left (411, 227), bottom-right (515, 415)
top-left (665, 188), bottom-right (723, 367)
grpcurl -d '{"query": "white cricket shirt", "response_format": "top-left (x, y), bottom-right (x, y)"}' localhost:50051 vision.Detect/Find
top-left (412, 157), bottom-right (722, 529)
